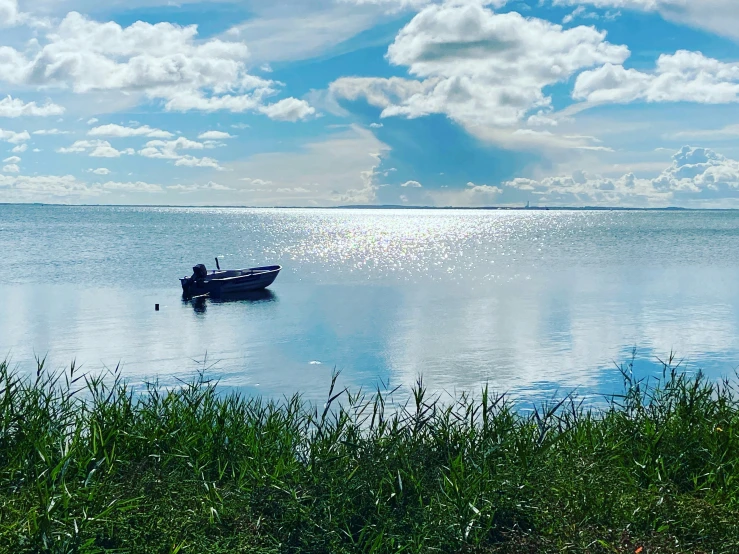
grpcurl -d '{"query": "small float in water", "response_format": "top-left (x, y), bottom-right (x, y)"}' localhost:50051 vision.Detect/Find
top-left (181, 258), bottom-right (281, 299)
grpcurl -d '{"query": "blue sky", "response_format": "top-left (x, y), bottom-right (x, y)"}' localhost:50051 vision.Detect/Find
top-left (2, 0), bottom-right (739, 207)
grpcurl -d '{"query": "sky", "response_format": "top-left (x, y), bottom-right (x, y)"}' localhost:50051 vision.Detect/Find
top-left (2, 0), bottom-right (739, 207)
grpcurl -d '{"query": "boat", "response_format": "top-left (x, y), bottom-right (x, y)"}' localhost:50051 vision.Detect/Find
top-left (180, 259), bottom-right (281, 298)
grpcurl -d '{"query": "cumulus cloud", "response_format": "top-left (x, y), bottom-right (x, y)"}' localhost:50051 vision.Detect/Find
top-left (0, 128), bottom-right (30, 144)
top-left (2, 164), bottom-right (19, 172)
top-left (58, 140), bottom-right (134, 157)
top-left (3, 155), bottom-right (21, 163)
top-left (559, 4), bottom-right (621, 24)
top-left (86, 118), bottom-right (98, 125)
top-left (0, 96), bottom-right (64, 117)
top-left (429, 180), bottom-right (502, 207)
top-left (138, 137), bottom-right (205, 160)
top-left (138, 137), bottom-right (224, 170)
top-left (0, 174), bottom-right (91, 200)
top-left (174, 155), bottom-right (223, 169)
top-left (0, 0), bottom-right (20, 27)
top-left (505, 146), bottom-right (739, 206)
top-left (0, 12), bottom-right (313, 118)
top-left (331, 3), bottom-right (628, 134)
top-left (258, 98), bottom-right (316, 121)
top-left (573, 51), bottom-right (739, 105)
top-left (239, 177), bottom-right (273, 186)
top-left (99, 181), bottom-right (163, 193)
top-left (401, 180), bottom-right (422, 187)
top-left (88, 124), bottom-right (174, 138)
top-left (198, 131), bottom-right (235, 140)
top-left (0, 173), bottom-right (164, 202)
top-left (168, 180), bottom-right (233, 192)
top-left (11, 143), bottom-right (26, 152)
top-left (90, 167), bottom-right (110, 175)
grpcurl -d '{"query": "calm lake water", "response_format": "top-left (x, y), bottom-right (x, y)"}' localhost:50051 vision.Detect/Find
top-left (2, 204), bottom-right (739, 404)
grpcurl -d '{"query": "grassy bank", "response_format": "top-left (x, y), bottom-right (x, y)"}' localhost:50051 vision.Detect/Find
top-left (1, 358), bottom-right (738, 554)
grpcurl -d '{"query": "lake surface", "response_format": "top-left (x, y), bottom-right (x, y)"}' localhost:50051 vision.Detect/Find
top-left (2, 204), bottom-right (739, 405)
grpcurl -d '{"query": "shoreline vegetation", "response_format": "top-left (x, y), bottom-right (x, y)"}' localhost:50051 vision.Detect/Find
top-left (2, 358), bottom-right (738, 553)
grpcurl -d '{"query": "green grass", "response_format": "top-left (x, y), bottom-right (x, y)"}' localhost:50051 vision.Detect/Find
top-left (1, 355), bottom-right (739, 554)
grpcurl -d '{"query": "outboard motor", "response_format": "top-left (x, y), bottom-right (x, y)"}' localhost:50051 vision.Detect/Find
top-left (192, 264), bottom-right (207, 279)
top-left (182, 264), bottom-right (208, 298)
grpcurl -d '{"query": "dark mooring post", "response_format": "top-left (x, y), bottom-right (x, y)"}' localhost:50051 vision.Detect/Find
top-left (155, 304), bottom-right (160, 311)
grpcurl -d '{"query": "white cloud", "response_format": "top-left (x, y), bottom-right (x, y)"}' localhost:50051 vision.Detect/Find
top-left (429, 180), bottom-right (502, 207)
top-left (258, 98), bottom-right (316, 121)
top-left (239, 177), bottom-right (273, 185)
top-left (138, 137), bottom-right (204, 159)
top-left (3, 155), bottom-right (21, 163)
top-left (58, 139), bottom-right (134, 157)
top-left (174, 155), bottom-right (223, 169)
top-left (401, 180), bottom-right (422, 187)
top-left (0, 173), bottom-right (164, 202)
top-left (527, 112), bottom-right (559, 126)
top-left (198, 130), bottom-right (234, 140)
top-left (0, 0), bottom-right (20, 27)
top-left (563, 5), bottom-right (586, 23)
top-left (0, 129), bottom-right (30, 144)
top-left (0, 96), bottom-right (64, 117)
top-left (0, 12), bottom-right (312, 118)
top-left (225, 5), bottom-right (384, 64)
top-left (87, 118), bottom-right (98, 125)
top-left (331, 2), bottom-right (628, 145)
top-left (0, 174), bottom-right (93, 201)
top-left (505, 145), bottom-right (739, 206)
top-left (11, 143), bottom-right (26, 152)
top-left (669, 124), bottom-right (739, 141)
top-left (2, 163), bottom-right (19, 172)
top-left (138, 136), bottom-right (224, 170)
top-left (99, 181), bottom-right (163, 193)
top-left (33, 128), bottom-right (69, 135)
top-left (168, 180), bottom-right (233, 192)
top-left (339, 0), bottom-right (431, 8)
top-left (91, 167), bottom-right (110, 175)
top-left (554, 0), bottom-right (739, 41)
top-left (339, 0), bottom-right (511, 12)
top-left (88, 124), bottom-right (174, 138)
top-left (573, 51), bottom-right (739, 106)
top-left (370, 122), bottom-right (383, 128)
top-left (224, 125), bottom-right (390, 206)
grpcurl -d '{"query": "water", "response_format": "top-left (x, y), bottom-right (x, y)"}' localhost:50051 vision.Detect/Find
top-left (2, 204), bottom-right (739, 404)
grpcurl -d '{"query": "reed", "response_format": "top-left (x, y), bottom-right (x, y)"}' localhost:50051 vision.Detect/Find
top-left (1, 355), bottom-right (738, 553)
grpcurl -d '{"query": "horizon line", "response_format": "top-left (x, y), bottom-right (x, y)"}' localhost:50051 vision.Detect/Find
top-left (0, 202), bottom-right (734, 211)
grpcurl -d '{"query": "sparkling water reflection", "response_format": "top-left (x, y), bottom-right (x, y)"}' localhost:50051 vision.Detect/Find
top-left (2, 205), bottom-right (739, 404)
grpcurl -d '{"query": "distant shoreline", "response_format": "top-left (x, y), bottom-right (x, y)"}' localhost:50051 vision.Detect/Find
top-left (0, 202), bottom-right (727, 211)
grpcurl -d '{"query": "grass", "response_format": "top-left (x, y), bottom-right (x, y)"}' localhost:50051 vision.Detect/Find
top-left (1, 355), bottom-right (739, 554)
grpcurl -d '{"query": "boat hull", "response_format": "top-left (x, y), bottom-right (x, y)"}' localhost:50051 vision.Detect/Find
top-left (181, 265), bottom-right (281, 298)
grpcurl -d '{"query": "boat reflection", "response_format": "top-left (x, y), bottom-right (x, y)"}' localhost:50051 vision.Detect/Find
top-left (186, 289), bottom-right (278, 314)
top-left (213, 289), bottom-right (277, 304)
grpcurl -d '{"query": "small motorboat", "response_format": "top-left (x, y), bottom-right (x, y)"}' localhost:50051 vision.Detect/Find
top-left (181, 259), bottom-right (281, 298)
